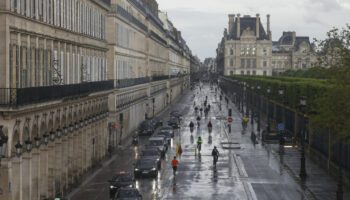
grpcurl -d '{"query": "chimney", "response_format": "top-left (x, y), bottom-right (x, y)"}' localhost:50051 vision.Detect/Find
top-left (228, 14), bottom-right (235, 32)
top-left (237, 14), bottom-right (241, 38)
top-left (256, 14), bottom-right (260, 39)
top-left (267, 14), bottom-right (271, 40)
top-left (224, 28), bottom-right (228, 40)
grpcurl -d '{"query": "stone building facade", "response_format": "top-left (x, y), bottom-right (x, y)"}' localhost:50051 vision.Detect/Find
top-left (0, 0), bottom-right (191, 200)
top-left (216, 14), bottom-right (315, 76)
top-left (271, 31), bottom-right (316, 74)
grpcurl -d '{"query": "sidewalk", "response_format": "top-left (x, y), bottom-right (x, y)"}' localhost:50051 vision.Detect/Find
top-left (223, 91), bottom-right (350, 200)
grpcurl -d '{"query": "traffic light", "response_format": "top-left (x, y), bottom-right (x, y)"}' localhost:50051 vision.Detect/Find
top-left (228, 109), bottom-right (232, 117)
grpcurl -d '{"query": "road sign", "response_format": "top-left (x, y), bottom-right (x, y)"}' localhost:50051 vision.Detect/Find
top-left (277, 123), bottom-right (285, 131)
top-left (228, 117), bottom-right (233, 123)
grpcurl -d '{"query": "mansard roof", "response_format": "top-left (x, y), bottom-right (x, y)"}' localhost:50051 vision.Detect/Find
top-left (228, 16), bottom-right (269, 40)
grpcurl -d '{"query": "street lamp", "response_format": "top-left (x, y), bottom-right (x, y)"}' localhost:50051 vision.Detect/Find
top-left (56, 129), bottom-right (62, 138)
top-left (69, 124), bottom-right (74, 133)
top-left (63, 126), bottom-right (68, 136)
top-left (49, 131), bottom-right (56, 142)
top-left (34, 137), bottom-right (41, 148)
top-left (15, 141), bottom-right (23, 157)
top-left (43, 133), bottom-right (49, 145)
top-left (25, 140), bottom-right (32, 152)
top-left (299, 96), bottom-right (307, 180)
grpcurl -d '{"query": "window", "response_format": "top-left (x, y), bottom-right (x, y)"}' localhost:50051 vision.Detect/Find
top-left (241, 71), bottom-right (244, 75)
top-left (252, 70), bottom-right (256, 75)
top-left (230, 48), bottom-right (234, 55)
top-left (246, 47), bottom-right (250, 55)
top-left (263, 48), bottom-right (267, 56)
top-left (252, 59), bottom-right (256, 68)
top-left (240, 47), bottom-right (245, 55)
top-left (230, 71), bottom-right (233, 75)
top-left (230, 59), bottom-right (233, 67)
top-left (263, 71), bottom-right (267, 76)
top-left (240, 59), bottom-right (245, 68)
top-left (252, 47), bottom-right (256, 55)
top-left (263, 61), bottom-right (267, 67)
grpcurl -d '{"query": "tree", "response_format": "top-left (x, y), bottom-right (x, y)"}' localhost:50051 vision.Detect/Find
top-left (311, 25), bottom-right (350, 200)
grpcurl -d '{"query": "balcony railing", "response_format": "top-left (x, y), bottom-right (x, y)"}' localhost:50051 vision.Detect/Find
top-left (116, 6), bottom-right (148, 32)
top-left (114, 77), bottom-right (150, 88)
top-left (0, 76), bottom-right (186, 107)
top-left (0, 81), bottom-right (114, 107)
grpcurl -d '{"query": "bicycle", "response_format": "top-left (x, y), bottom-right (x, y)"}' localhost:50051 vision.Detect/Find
top-left (197, 143), bottom-right (201, 153)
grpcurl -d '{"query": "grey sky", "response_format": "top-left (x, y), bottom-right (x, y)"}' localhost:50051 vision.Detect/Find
top-left (157, 0), bottom-right (350, 61)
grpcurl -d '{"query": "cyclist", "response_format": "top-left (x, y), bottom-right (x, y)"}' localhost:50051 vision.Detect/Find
top-left (196, 116), bottom-right (201, 127)
top-left (207, 120), bottom-right (213, 133)
top-left (171, 156), bottom-right (179, 176)
top-left (212, 146), bottom-right (220, 166)
top-left (197, 136), bottom-right (203, 153)
top-left (189, 121), bottom-right (194, 132)
top-left (242, 116), bottom-right (249, 129)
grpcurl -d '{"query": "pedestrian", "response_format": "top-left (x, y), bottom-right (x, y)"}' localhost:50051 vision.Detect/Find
top-left (171, 156), bottom-right (179, 176)
top-left (197, 136), bottom-right (203, 153)
top-left (212, 146), bottom-right (220, 166)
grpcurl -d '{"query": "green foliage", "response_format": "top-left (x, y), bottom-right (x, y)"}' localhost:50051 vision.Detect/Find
top-left (227, 75), bottom-right (330, 112)
top-left (279, 67), bottom-right (336, 79)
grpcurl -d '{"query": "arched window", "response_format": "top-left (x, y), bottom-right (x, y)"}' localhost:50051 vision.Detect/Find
top-left (230, 48), bottom-right (234, 55)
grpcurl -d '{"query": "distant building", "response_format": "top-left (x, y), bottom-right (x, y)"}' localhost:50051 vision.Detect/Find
top-left (271, 31), bottom-right (316, 74)
top-left (204, 58), bottom-right (217, 73)
top-left (216, 14), bottom-right (315, 76)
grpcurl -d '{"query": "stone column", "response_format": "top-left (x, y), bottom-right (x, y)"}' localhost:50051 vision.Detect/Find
top-left (21, 152), bottom-right (32, 200)
top-left (0, 158), bottom-right (11, 200)
top-left (47, 143), bottom-right (55, 198)
top-left (11, 157), bottom-right (22, 200)
top-left (30, 149), bottom-right (40, 200)
top-left (39, 146), bottom-right (48, 199)
top-left (54, 138), bottom-right (62, 198)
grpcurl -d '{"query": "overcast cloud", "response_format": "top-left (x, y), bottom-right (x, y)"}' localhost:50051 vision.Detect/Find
top-left (157, 0), bottom-right (350, 61)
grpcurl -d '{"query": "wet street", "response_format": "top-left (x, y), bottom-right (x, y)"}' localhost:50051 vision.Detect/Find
top-left (69, 84), bottom-right (310, 200)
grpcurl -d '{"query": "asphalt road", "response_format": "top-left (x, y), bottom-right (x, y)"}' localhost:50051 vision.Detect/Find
top-left (69, 84), bottom-right (311, 200)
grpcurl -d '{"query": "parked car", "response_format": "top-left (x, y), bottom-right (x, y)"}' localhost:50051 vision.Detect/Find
top-left (140, 148), bottom-right (162, 169)
top-left (170, 110), bottom-right (182, 118)
top-left (108, 172), bottom-right (135, 198)
top-left (134, 158), bottom-right (158, 179)
top-left (138, 120), bottom-right (154, 136)
top-left (113, 188), bottom-right (142, 200)
top-left (168, 117), bottom-right (180, 129)
top-left (160, 125), bottom-right (174, 137)
top-left (150, 117), bottom-right (163, 129)
top-left (147, 136), bottom-right (168, 157)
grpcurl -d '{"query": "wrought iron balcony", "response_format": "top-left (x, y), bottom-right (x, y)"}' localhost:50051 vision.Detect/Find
top-left (0, 81), bottom-right (114, 107)
top-left (0, 76), bottom-right (187, 107)
top-left (116, 5), bottom-right (148, 32)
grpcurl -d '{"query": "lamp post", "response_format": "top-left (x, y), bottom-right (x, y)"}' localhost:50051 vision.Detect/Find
top-left (152, 98), bottom-right (155, 117)
top-left (256, 85), bottom-right (261, 134)
top-left (278, 87), bottom-right (285, 147)
top-left (245, 84), bottom-right (249, 117)
top-left (299, 96), bottom-right (307, 180)
top-left (266, 88), bottom-right (271, 132)
top-left (119, 113), bottom-right (124, 146)
top-left (250, 86), bottom-right (255, 126)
